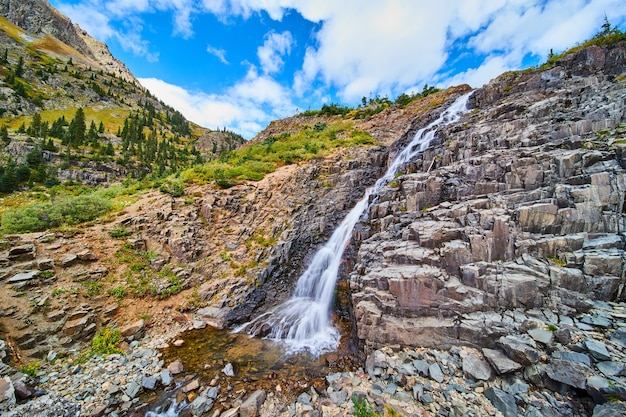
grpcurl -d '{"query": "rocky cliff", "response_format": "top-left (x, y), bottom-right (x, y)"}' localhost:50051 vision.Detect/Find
top-left (351, 43), bottom-right (626, 348)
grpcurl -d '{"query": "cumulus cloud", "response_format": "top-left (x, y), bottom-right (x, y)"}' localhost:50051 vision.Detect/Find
top-left (139, 68), bottom-right (297, 138)
top-left (55, 0), bottom-right (626, 137)
top-left (257, 31), bottom-right (293, 74)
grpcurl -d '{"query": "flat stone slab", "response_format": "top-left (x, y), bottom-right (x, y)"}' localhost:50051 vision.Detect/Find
top-left (527, 328), bottom-right (554, 344)
top-left (586, 339), bottom-right (611, 361)
top-left (545, 359), bottom-right (592, 389)
top-left (482, 348), bottom-right (523, 374)
top-left (8, 270), bottom-right (39, 283)
top-left (462, 354), bottom-right (494, 381)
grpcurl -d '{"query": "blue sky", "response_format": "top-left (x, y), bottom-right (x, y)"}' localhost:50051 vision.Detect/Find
top-left (49, 0), bottom-right (626, 139)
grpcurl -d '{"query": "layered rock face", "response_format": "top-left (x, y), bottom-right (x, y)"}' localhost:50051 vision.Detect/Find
top-left (350, 44), bottom-right (626, 349)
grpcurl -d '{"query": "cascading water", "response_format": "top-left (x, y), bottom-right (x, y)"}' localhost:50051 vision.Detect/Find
top-left (239, 92), bottom-right (473, 356)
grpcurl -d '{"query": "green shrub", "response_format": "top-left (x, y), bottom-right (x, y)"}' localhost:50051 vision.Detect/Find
top-left (89, 327), bottom-right (123, 355)
top-left (352, 394), bottom-right (379, 417)
top-left (159, 179), bottom-right (185, 197)
top-left (109, 226), bottom-right (131, 239)
top-left (1, 194), bottom-right (111, 234)
top-left (20, 360), bottom-right (40, 377)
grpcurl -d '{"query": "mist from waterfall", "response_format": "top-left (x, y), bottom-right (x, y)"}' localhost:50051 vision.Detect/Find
top-left (238, 92), bottom-right (473, 357)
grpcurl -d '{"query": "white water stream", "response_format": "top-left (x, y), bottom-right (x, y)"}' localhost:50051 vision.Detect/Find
top-left (239, 92), bottom-right (473, 357)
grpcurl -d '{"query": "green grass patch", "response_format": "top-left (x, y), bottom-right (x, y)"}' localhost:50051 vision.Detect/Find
top-left (181, 120), bottom-right (375, 187)
top-left (108, 226), bottom-right (132, 239)
top-left (108, 285), bottom-right (127, 300)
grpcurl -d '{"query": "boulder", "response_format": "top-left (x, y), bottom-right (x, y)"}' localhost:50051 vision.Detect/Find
top-left (120, 319), bottom-right (145, 340)
top-left (545, 359), bottom-right (593, 390)
top-left (8, 244), bottom-right (35, 262)
top-left (498, 335), bottom-right (541, 365)
top-left (462, 353), bottom-right (494, 381)
top-left (167, 360), bottom-right (184, 375)
top-left (484, 387), bottom-right (517, 417)
top-left (482, 348), bottom-right (523, 374)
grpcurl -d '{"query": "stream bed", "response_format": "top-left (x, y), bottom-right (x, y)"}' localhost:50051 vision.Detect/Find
top-left (143, 320), bottom-right (358, 416)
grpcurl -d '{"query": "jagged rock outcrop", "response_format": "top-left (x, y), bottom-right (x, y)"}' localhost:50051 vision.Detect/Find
top-left (350, 42), bottom-right (626, 350)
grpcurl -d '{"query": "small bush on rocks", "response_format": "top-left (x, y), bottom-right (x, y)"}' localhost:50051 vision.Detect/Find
top-left (89, 327), bottom-right (122, 355)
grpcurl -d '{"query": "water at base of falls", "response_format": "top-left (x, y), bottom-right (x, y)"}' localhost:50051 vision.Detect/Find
top-left (239, 92), bottom-right (473, 357)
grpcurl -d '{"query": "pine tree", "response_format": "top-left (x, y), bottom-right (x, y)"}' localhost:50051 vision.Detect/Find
top-left (15, 56), bottom-right (24, 78)
top-left (68, 108), bottom-right (86, 147)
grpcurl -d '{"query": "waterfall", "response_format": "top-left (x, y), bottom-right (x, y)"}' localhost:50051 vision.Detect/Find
top-left (238, 92), bottom-right (473, 357)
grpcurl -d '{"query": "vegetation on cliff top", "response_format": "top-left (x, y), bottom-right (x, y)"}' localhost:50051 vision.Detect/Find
top-left (542, 17), bottom-right (626, 68)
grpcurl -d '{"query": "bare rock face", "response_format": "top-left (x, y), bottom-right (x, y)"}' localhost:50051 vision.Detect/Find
top-left (350, 43), bottom-right (626, 350)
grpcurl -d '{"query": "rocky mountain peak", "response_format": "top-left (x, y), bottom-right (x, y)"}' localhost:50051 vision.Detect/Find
top-left (0, 0), bottom-right (137, 83)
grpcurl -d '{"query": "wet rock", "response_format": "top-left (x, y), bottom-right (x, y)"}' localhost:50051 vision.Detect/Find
top-left (240, 389), bottom-right (266, 417)
top-left (191, 396), bottom-right (213, 416)
top-left (222, 363), bottom-right (235, 377)
top-left (167, 360), bottom-right (184, 375)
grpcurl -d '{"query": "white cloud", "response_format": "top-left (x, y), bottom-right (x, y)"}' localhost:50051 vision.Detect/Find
top-left (139, 68), bottom-right (297, 138)
top-left (55, 0), bottom-right (626, 137)
top-left (441, 55), bottom-right (516, 88)
top-left (207, 45), bottom-right (229, 64)
top-left (257, 31), bottom-right (293, 74)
